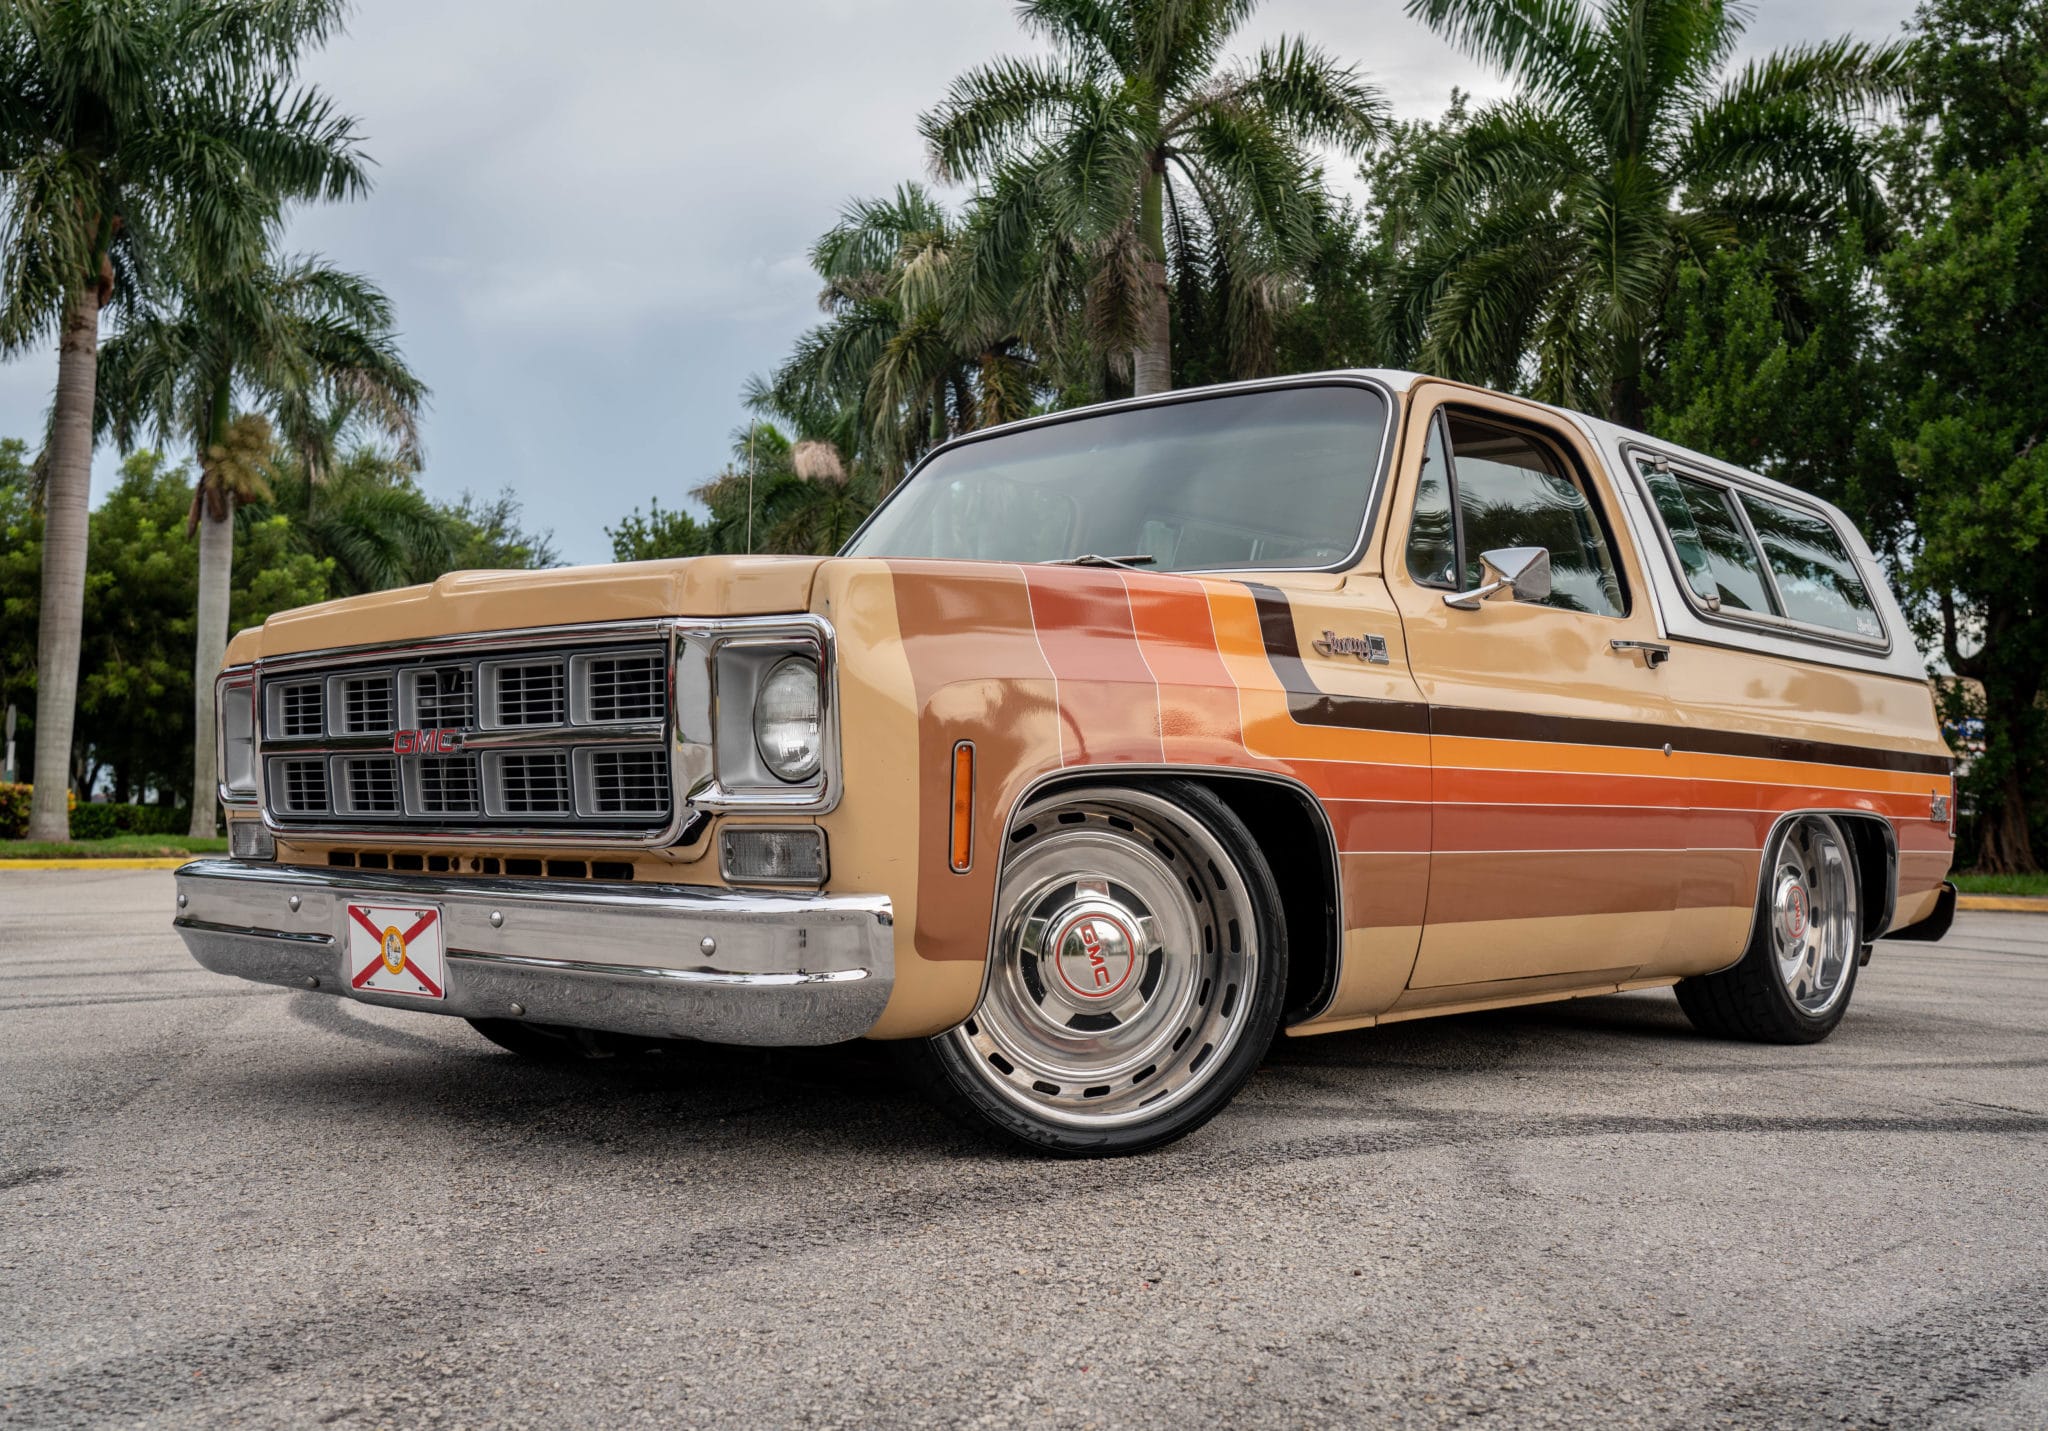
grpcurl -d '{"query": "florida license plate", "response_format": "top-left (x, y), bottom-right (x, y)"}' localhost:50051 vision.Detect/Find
top-left (344, 903), bottom-right (447, 1000)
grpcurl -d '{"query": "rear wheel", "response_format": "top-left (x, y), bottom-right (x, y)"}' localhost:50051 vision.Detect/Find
top-left (910, 782), bottom-right (1288, 1156)
top-left (1676, 813), bottom-right (1863, 1043)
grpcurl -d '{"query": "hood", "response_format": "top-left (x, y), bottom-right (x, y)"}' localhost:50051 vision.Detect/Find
top-left (226, 555), bottom-right (826, 664)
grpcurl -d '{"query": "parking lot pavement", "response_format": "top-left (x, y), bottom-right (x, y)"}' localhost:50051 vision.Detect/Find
top-left (1, 870), bottom-right (2043, 1430)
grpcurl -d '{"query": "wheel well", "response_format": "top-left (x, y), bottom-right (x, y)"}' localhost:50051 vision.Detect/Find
top-left (1019, 770), bottom-right (1341, 1023)
top-left (1832, 814), bottom-right (1899, 945)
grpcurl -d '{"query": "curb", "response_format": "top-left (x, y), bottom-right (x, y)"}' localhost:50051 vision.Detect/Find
top-left (1954, 894), bottom-right (2048, 914)
top-left (0, 858), bottom-right (193, 871)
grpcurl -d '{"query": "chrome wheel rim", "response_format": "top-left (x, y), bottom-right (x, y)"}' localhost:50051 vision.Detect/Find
top-left (1769, 816), bottom-right (1858, 1016)
top-left (947, 788), bottom-right (1260, 1130)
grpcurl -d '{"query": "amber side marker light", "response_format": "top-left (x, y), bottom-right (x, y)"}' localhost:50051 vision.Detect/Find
top-left (950, 741), bottom-right (975, 873)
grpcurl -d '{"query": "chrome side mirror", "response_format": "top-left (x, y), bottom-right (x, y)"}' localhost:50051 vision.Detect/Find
top-left (1444, 547), bottom-right (1552, 610)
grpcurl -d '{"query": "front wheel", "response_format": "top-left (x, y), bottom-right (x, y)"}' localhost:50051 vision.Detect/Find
top-left (909, 782), bottom-right (1288, 1156)
top-left (1676, 813), bottom-right (1863, 1043)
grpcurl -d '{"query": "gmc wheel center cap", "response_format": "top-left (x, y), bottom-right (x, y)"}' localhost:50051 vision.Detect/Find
top-left (1776, 877), bottom-right (1810, 941)
top-left (1049, 908), bottom-right (1140, 1002)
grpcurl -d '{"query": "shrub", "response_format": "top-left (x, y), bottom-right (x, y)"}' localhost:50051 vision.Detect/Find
top-left (67, 801), bottom-right (192, 840)
top-left (0, 783), bottom-right (27, 839)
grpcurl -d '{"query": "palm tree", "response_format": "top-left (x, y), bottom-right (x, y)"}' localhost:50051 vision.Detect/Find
top-left (0, 0), bottom-right (366, 838)
top-left (762, 185), bottom-right (1038, 482)
top-left (99, 255), bottom-right (424, 834)
top-left (1393, 0), bottom-right (1907, 424)
top-left (688, 422), bottom-right (879, 559)
top-left (261, 443), bottom-right (455, 595)
top-left (920, 1), bottom-right (1385, 396)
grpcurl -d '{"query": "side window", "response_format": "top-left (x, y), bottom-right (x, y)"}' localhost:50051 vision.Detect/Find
top-left (1641, 464), bottom-right (1778, 615)
top-left (1404, 415), bottom-right (1458, 588)
top-left (1741, 492), bottom-right (1883, 639)
top-left (1446, 416), bottom-right (1626, 618)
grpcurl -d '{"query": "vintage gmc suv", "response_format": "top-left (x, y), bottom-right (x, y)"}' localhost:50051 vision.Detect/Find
top-left (175, 372), bottom-right (1959, 1154)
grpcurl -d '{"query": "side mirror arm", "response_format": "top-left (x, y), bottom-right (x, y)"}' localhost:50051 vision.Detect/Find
top-left (1442, 546), bottom-right (1553, 611)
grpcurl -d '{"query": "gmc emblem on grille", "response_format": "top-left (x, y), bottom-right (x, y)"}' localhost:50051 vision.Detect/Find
top-left (392, 728), bottom-right (467, 755)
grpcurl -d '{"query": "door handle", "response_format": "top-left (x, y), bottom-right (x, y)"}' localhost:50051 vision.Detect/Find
top-left (1610, 639), bottom-right (1672, 668)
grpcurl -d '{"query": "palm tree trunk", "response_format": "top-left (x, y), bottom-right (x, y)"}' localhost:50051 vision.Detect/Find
top-left (1133, 162), bottom-right (1172, 396)
top-left (26, 286), bottom-right (102, 841)
top-left (189, 462), bottom-right (235, 838)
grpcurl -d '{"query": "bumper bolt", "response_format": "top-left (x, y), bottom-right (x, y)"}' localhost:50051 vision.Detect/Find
top-left (304, 976), bottom-right (319, 989)
top-left (176, 893), bottom-right (188, 908)
top-left (489, 910), bottom-right (504, 928)
top-left (700, 936), bottom-right (717, 956)
top-left (288, 894), bottom-right (301, 912)
top-left (509, 1002), bottom-right (526, 1017)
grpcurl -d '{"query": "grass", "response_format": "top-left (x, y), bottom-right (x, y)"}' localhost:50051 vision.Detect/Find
top-left (1950, 871), bottom-right (2048, 898)
top-left (0, 834), bottom-right (227, 860)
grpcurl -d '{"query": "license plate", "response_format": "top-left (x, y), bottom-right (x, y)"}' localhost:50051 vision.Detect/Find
top-left (344, 902), bottom-right (447, 1000)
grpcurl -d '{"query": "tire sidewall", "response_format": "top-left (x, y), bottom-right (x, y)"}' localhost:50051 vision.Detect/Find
top-left (923, 779), bottom-right (1291, 1156)
top-left (1749, 815), bottom-right (1861, 1039)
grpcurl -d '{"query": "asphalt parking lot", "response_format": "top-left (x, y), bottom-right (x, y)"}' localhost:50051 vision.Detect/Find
top-left (2, 869), bottom-right (2044, 1429)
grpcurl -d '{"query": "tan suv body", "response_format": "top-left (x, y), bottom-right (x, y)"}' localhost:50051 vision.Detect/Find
top-left (174, 371), bottom-right (1956, 1152)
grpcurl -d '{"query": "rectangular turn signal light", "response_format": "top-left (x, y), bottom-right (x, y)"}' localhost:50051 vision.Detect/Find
top-left (950, 742), bottom-right (975, 873)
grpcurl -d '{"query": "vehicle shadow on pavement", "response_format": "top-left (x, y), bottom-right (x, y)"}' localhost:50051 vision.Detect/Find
top-left (245, 986), bottom-right (2048, 1162)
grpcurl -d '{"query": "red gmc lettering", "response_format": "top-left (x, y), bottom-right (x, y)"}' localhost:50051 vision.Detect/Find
top-left (391, 729), bottom-right (459, 755)
top-left (1079, 922), bottom-right (1110, 987)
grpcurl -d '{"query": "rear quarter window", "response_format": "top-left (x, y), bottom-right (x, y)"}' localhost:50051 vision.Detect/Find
top-left (1641, 467), bottom-right (1777, 616)
top-left (1740, 492), bottom-right (1884, 641)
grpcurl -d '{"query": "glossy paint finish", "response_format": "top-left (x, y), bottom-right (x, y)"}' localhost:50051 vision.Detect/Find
top-left (207, 370), bottom-right (1956, 1045)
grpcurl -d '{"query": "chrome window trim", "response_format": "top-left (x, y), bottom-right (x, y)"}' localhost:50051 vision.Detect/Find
top-left (1620, 440), bottom-right (1893, 655)
top-left (837, 373), bottom-right (1403, 577)
top-left (1423, 401), bottom-right (1637, 621)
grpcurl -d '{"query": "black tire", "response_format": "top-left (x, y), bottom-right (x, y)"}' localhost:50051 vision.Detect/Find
top-left (466, 1018), bottom-right (663, 1062)
top-left (906, 780), bottom-right (1289, 1156)
top-left (1676, 813), bottom-right (1863, 1044)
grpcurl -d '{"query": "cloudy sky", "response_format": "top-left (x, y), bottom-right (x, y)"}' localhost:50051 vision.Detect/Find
top-left (0, 0), bottom-right (1920, 566)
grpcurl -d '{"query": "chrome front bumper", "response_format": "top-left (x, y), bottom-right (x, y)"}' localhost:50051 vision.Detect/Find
top-left (171, 858), bottom-right (894, 1046)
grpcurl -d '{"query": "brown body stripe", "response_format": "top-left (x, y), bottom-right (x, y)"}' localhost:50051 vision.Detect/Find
top-left (880, 558), bottom-right (1953, 990)
top-left (1430, 705), bottom-right (1952, 777)
top-left (1243, 582), bottom-right (1432, 734)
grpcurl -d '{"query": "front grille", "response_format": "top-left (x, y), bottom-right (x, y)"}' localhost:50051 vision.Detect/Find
top-left (257, 631), bottom-right (674, 837)
top-left (337, 756), bottom-right (400, 814)
top-left (577, 650), bottom-right (666, 723)
top-left (411, 756), bottom-right (480, 815)
top-left (271, 757), bottom-right (329, 814)
top-left (490, 660), bottom-right (565, 726)
top-left (405, 666), bottom-right (473, 727)
top-left (335, 674), bottom-right (395, 735)
top-left (276, 681), bottom-right (323, 738)
top-left (490, 752), bottom-right (571, 817)
top-left (582, 748), bottom-right (669, 816)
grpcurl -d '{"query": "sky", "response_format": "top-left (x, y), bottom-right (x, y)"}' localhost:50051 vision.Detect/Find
top-left (0, 0), bottom-right (1922, 567)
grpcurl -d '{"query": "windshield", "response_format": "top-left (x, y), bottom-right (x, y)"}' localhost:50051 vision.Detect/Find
top-left (843, 383), bottom-right (1389, 571)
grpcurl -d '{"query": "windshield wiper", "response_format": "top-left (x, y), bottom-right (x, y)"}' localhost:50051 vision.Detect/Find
top-left (1043, 553), bottom-right (1158, 569)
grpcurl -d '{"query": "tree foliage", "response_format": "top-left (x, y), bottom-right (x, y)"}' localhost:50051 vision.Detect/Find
top-left (1386, 0), bottom-right (1905, 423)
top-left (920, 0), bottom-right (1384, 396)
top-left (1877, 0), bottom-right (2048, 871)
top-left (0, 447), bottom-right (329, 803)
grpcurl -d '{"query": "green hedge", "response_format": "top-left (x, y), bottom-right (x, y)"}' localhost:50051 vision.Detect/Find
top-left (0, 785), bottom-right (190, 839)
top-left (69, 802), bottom-right (192, 839)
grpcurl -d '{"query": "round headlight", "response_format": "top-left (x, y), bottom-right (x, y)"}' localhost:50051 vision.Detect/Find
top-left (754, 658), bottom-right (822, 782)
